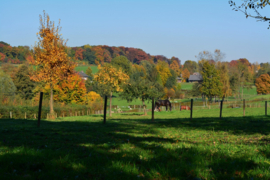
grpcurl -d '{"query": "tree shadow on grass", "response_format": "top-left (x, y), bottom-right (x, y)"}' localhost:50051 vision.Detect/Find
top-left (0, 116), bottom-right (270, 179)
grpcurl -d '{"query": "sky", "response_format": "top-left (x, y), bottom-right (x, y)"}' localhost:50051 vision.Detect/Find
top-left (0, 0), bottom-right (269, 64)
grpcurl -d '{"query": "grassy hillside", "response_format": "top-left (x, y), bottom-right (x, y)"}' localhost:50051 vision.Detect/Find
top-left (1, 107), bottom-right (270, 179)
top-left (180, 82), bottom-right (193, 90)
top-left (75, 65), bottom-right (98, 74)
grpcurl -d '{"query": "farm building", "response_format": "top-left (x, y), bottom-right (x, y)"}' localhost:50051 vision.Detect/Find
top-left (188, 73), bottom-right (203, 83)
top-left (77, 71), bottom-right (89, 80)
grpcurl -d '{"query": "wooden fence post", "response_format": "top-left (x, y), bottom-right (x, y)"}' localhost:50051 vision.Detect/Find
top-left (190, 99), bottom-right (193, 120)
top-left (220, 100), bottom-right (223, 119)
top-left (37, 92), bottom-right (43, 128)
top-left (243, 99), bottom-right (245, 117)
top-left (152, 97), bottom-right (154, 121)
top-left (103, 96), bottom-right (108, 124)
top-left (265, 101), bottom-right (267, 116)
top-left (10, 112), bottom-right (12, 119)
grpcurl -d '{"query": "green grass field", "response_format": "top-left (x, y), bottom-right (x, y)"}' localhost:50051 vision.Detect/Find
top-left (180, 82), bottom-right (193, 90)
top-left (75, 66), bottom-right (98, 74)
top-left (1, 107), bottom-right (270, 179)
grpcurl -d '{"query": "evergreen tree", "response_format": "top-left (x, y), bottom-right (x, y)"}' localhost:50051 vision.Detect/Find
top-left (201, 61), bottom-right (222, 104)
top-left (13, 64), bottom-right (36, 100)
top-left (0, 70), bottom-right (16, 103)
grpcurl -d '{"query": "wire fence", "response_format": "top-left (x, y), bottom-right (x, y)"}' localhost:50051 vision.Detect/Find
top-left (1, 92), bottom-right (270, 121)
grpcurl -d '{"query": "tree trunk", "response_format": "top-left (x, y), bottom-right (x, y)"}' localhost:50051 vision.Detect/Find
top-left (242, 86), bottom-right (244, 99)
top-left (50, 83), bottom-right (54, 115)
top-left (109, 91), bottom-right (112, 117)
top-left (142, 99), bottom-right (147, 115)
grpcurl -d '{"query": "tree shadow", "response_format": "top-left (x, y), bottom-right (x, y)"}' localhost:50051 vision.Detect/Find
top-left (0, 116), bottom-right (270, 179)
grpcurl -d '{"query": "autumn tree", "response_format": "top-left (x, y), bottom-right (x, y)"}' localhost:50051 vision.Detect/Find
top-left (170, 60), bottom-right (181, 76)
top-left (229, 0), bottom-right (270, 29)
top-left (94, 63), bottom-right (129, 116)
top-left (0, 52), bottom-right (5, 62)
top-left (255, 74), bottom-right (270, 94)
top-left (156, 60), bottom-right (172, 86)
top-left (0, 63), bottom-right (18, 80)
top-left (92, 46), bottom-right (104, 65)
top-left (216, 62), bottom-right (232, 100)
top-left (29, 11), bottom-right (76, 117)
top-left (33, 74), bottom-right (87, 105)
top-left (164, 87), bottom-right (175, 100)
top-left (182, 68), bottom-right (190, 82)
top-left (75, 48), bottom-right (85, 60)
top-left (53, 74), bottom-right (86, 104)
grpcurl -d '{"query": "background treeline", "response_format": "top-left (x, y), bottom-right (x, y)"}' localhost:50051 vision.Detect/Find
top-left (1, 39), bottom-right (270, 119)
top-left (0, 41), bottom-right (181, 66)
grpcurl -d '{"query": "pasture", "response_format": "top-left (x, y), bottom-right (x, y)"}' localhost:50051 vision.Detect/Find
top-left (75, 65), bottom-right (98, 74)
top-left (1, 107), bottom-right (270, 179)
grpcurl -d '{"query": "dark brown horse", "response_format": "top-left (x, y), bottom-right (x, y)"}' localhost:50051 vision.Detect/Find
top-left (155, 100), bottom-right (172, 111)
top-left (180, 105), bottom-right (190, 111)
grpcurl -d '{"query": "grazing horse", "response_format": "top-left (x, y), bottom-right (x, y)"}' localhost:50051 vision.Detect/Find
top-left (155, 99), bottom-right (172, 111)
top-left (180, 105), bottom-right (190, 111)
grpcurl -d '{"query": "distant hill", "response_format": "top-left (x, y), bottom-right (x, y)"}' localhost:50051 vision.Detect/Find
top-left (0, 41), bottom-right (181, 66)
top-left (69, 44), bottom-right (181, 66)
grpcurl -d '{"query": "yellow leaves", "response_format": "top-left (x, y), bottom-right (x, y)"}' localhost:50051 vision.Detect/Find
top-left (156, 60), bottom-right (172, 86)
top-left (94, 64), bottom-right (129, 92)
top-left (86, 91), bottom-right (103, 105)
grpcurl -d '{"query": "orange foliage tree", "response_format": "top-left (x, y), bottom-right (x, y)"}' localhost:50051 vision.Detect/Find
top-left (170, 60), bottom-right (181, 76)
top-left (164, 87), bottom-right (175, 99)
top-left (255, 74), bottom-right (270, 94)
top-left (92, 46), bottom-right (104, 65)
top-left (0, 52), bottom-right (5, 62)
top-left (75, 48), bottom-right (85, 60)
top-left (52, 74), bottom-right (86, 104)
top-left (29, 11), bottom-right (76, 116)
top-left (182, 68), bottom-right (190, 82)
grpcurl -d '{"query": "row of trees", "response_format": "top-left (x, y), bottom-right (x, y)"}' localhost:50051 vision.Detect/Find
top-left (0, 43), bottom-right (181, 67)
top-left (0, 41), bottom-right (33, 64)
top-left (189, 55), bottom-right (270, 105)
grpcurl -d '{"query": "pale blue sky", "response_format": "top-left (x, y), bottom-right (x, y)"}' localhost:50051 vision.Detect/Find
top-left (0, 0), bottom-right (269, 63)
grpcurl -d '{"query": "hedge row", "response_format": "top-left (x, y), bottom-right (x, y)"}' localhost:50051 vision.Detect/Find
top-left (0, 105), bottom-right (102, 119)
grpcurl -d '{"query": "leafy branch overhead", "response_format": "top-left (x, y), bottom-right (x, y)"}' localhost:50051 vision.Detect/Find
top-left (229, 0), bottom-right (270, 29)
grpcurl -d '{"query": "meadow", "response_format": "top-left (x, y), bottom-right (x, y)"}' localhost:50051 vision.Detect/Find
top-left (1, 107), bottom-right (270, 180)
top-left (75, 65), bottom-right (98, 74)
